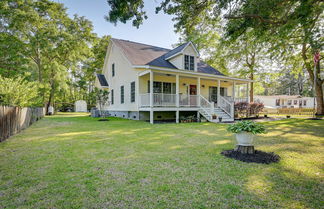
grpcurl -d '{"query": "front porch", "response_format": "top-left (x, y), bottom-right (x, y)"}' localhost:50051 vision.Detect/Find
top-left (138, 70), bottom-right (251, 123)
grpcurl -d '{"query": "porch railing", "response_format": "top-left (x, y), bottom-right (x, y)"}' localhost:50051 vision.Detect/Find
top-left (179, 94), bottom-right (199, 107)
top-left (139, 93), bottom-right (200, 107)
top-left (139, 93), bottom-right (234, 118)
top-left (234, 97), bottom-right (249, 103)
top-left (139, 93), bottom-right (150, 107)
top-left (153, 93), bottom-right (176, 106)
top-left (139, 93), bottom-right (177, 107)
top-left (219, 95), bottom-right (234, 117)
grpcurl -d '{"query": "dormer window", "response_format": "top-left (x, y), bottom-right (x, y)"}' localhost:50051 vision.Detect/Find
top-left (184, 55), bottom-right (194, 71)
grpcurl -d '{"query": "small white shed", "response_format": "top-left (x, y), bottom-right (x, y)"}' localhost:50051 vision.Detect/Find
top-left (75, 100), bottom-right (87, 112)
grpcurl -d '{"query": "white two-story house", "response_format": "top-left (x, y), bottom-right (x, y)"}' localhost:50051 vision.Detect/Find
top-left (95, 38), bottom-right (252, 123)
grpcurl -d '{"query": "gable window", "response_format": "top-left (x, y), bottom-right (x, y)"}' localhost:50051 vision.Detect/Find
top-left (111, 89), bottom-right (114, 105)
top-left (120, 86), bottom-right (124, 104)
top-left (184, 55), bottom-right (195, 71)
top-left (184, 55), bottom-right (189, 70)
top-left (189, 56), bottom-right (194, 71)
top-left (112, 63), bottom-right (115, 77)
top-left (130, 81), bottom-right (135, 103)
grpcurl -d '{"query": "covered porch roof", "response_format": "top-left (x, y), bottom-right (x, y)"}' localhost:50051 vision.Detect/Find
top-left (135, 66), bottom-right (253, 84)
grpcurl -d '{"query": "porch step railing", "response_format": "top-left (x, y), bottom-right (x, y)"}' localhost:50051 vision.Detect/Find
top-left (219, 95), bottom-right (234, 118)
top-left (198, 95), bottom-right (214, 121)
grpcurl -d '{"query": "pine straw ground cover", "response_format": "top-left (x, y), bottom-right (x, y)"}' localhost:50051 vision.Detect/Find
top-left (0, 113), bottom-right (323, 208)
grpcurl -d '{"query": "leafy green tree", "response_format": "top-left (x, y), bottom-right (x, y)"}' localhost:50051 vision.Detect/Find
top-left (0, 33), bottom-right (28, 77)
top-left (1, 0), bottom-right (96, 113)
top-left (0, 75), bottom-right (41, 107)
top-left (94, 87), bottom-right (109, 117)
top-left (105, 0), bottom-right (323, 114)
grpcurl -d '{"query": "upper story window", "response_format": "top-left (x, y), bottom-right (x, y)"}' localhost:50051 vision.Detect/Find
top-left (112, 63), bottom-right (115, 77)
top-left (184, 55), bottom-right (194, 71)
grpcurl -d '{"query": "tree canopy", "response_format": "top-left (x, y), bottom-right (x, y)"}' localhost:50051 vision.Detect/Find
top-left (105, 0), bottom-right (324, 114)
top-left (0, 0), bottom-right (110, 113)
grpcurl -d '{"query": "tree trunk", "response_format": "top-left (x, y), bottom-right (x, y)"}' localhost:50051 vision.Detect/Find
top-left (301, 43), bottom-right (324, 115)
top-left (235, 145), bottom-right (255, 154)
top-left (46, 82), bottom-right (55, 115)
top-left (249, 73), bottom-right (254, 102)
top-left (315, 77), bottom-right (324, 115)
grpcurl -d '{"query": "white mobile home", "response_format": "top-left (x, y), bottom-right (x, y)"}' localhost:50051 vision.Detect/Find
top-left (254, 95), bottom-right (315, 109)
top-left (95, 38), bottom-right (252, 123)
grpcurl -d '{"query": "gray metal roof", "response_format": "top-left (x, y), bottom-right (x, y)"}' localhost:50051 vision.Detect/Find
top-left (163, 42), bottom-right (188, 59)
top-left (97, 74), bottom-right (108, 87)
top-left (111, 38), bottom-right (224, 76)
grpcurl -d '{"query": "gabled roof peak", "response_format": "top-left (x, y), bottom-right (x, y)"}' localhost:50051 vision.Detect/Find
top-left (164, 41), bottom-right (199, 60)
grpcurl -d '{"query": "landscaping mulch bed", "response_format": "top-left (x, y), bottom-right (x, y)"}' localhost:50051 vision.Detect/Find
top-left (221, 149), bottom-right (280, 164)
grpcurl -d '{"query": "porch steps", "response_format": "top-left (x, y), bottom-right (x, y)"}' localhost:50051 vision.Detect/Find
top-left (199, 107), bottom-right (234, 123)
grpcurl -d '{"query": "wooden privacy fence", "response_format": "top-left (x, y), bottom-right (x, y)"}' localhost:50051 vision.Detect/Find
top-left (263, 108), bottom-right (315, 116)
top-left (0, 106), bottom-right (45, 142)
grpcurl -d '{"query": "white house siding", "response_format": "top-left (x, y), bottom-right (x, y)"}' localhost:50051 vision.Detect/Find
top-left (104, 42), bottom-right (142, 112)
top-left (169, 54), bottom-right (183, 70)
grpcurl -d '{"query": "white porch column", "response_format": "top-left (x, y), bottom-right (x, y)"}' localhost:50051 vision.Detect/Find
top-left (246, 83), bottom-right (249, 102)
top-left (150, 71), bottom-right (154, 107)
top-left (197, 77), bottom-right (201, 106)
top-left (231, 81), bottom-right (236, 119)
top-left (176, 74), bottom-right (179, 108)
top-left (176, 110), bottom-right (179, 123)
top-left (232, 81), bottom-right (236, 101)
top-left (150, 71), bottom-right (154, 124)
top-left (150, 110), bottom-right (154, 124)
top-left (217, 80), bottom-right (221, 107)
top-left (137, 75), bottom-right (140, 107)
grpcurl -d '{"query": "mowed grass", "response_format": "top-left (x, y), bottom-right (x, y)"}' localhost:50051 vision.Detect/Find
top-left (0, 113), bottom-right (323, 209)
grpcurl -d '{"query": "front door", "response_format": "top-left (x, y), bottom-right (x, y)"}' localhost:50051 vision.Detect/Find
top-left (209, 87), bottom-right (227, 104)
top-left (189, 85), bottom-right (197, 95)
top-left (209, 87), bottom-right (218, 103)
top-left (189, 85), bottom-right (197, 106)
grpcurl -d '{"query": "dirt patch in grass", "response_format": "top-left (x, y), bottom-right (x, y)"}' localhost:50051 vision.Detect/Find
top-left (221, 150), bottom-right (280, 164)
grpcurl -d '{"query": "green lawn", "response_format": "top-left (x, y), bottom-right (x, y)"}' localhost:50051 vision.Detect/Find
top-left (0, 113), bottom-right (323, 208)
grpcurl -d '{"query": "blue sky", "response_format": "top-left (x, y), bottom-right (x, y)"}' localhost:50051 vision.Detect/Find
top-left (55, 0), bottom-right (180, 49)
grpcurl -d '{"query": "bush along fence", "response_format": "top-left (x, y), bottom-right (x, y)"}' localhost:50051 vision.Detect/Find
top-left (262, 108), bottom-right (315, 116)
top-left (0, 106), bottom-right (45, 142)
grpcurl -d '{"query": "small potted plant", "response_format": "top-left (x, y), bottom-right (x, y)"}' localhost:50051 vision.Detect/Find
top-left (180, 116), bottom-right (186, 123)
top-left (227, 121), bottom-right (266, 147)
